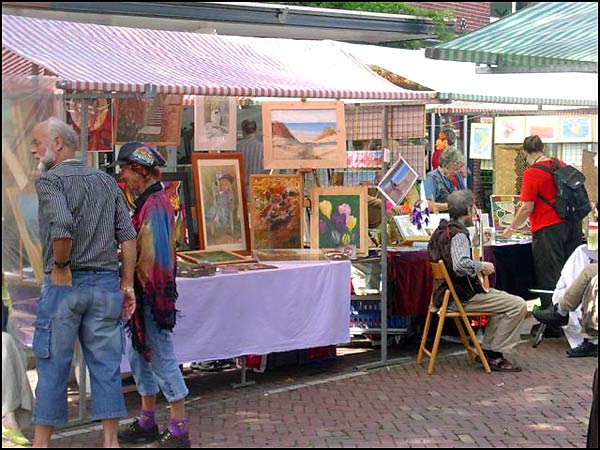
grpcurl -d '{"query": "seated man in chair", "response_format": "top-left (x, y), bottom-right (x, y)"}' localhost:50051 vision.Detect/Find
top-left (428, 190), bottom-right (527, 372)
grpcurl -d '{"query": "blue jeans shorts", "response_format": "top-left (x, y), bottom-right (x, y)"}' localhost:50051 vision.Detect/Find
top-left (32, 271), bottom-right (127, 425)
top-left (128, 302), bottom-right (188, 403)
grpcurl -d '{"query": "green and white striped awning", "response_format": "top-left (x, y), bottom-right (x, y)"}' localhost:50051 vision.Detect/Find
top-left (426, 2), bottom-right (598, 70)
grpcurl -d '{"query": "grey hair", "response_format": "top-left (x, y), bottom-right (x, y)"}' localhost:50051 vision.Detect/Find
top-left (439, 146), bottom-right (465, 168)
top-left (447, 189), bottom-right (473, 220)
top-left (44, 117), bottom-right (79, 151)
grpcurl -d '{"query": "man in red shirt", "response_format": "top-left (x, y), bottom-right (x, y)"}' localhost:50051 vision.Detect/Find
top-left (502, 135), bottom-right (582, 336)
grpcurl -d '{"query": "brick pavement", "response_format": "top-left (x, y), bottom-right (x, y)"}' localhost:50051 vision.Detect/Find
top-left (33, 336), bottom-right (595, 448)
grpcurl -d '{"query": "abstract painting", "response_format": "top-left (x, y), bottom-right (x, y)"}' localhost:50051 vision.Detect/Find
top-left (248, 175), bottom-right (303, 249)
top-left (191, 153), bottom-right (250, 253)
top-left (525, 116), bottom-right (559, 143)
top-left (494, 116), bottom-right (526, 144)
top-left (490, 195), bottom-right (531, 237)
top-left (194, 96), bottom-right (237, 151)
top-left (310, 186), bottom-right (368, 255)
top-left (469, 123), bottom-right (493, 160)
top-left (560, 116), bottom-right (593, 143)
top-left (262, 101), bottom-right (346, 169)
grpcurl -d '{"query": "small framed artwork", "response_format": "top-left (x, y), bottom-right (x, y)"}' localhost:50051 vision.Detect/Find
top-left (490, 195), bottom-right (531, 237)
top-left (560, 116), bottom-right (593, 143)
top-left (262, 101), bottom-right (347, 169)
top-left (194, 96), bottom-right (237, 151)
top-left (469, 123), bottom-right (493, 160)
top-left (191, 153), bottom-right (250, 253)
top-left (253, 248), bottom-right (329, 263)
top-left (114, 94), bottom-right (183, 146)
top-left (310, 186), bottom-right (368, 256)
top-left (525, 116), bottom-right (559, 143)
top-left (347, 150), bottom-right (382, 168)
top-left (177, 250), bottom-right (249, 265)
top-left (393, 215), bottom-right (428, 239)
top-left (5, 188), bottom-right (43, 283)
top-left (494, 116), bottom-right (526, 144)
top-left (376, 156), bottom-right (419, 207)
top-left (249, 175), bottom-right (304, 250)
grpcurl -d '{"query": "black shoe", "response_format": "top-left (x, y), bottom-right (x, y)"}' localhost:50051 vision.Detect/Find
top-left (566, 340), bottom-right (598, 358)
top-left (117, 418), bottom-right (160, 444)
top-left (532, 305), bottom-right (569, 328)
top-left (153, 430), bottom-right (191, 448)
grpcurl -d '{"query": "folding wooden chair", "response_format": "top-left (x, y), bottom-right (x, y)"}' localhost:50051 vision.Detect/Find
top-left (417, 260), bottom-right (496, 375)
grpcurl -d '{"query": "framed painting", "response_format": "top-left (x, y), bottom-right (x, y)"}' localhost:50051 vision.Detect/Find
top-left (494, 116), bottom-right (526, 144)
top-left (310, 186), bottom-right (368, 256)
top-left (113, 171), bottom-right (195, 250)
top-left (490, 195), bottom-right (531, 237)
top-left (262, 101), bottom-right (347, 169)
top-left (376, 156), bottom-right (419, 207)
top-left (191, 153), bottom-right (250, 253)
top-left (177, 250), bottom-right (249, 265)
top-left (114, 94), bottom-right (183, 146)
top-left (347, 150), bottom-right (382, 168)
top-left (525, 115), bottom-right (559, 143)
top-left (194, 96), bottom-right (237, 151)
top-left (560, 116), bottom-right (593, 143)
top-left (248, 175), bottom-right (303, 250)
top-left (253, 248), bottom-right (329, 263)
top-left (469, 123), bottom-right (493, 160)
top-left (6, 188), bottom-right (43, 284)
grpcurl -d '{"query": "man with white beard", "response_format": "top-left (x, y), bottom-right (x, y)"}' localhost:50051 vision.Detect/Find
top-left (28, 118), bottom-right (137, 448)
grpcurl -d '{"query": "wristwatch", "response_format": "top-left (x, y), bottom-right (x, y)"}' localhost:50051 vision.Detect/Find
top-left (53, 260), bottom-right (71, 269)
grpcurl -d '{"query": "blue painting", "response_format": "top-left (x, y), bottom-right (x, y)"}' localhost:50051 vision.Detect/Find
top-left (561, 117), bottom-right (592, 142)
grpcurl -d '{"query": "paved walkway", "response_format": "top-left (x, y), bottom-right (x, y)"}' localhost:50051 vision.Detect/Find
top-left (35, 336), bottom-right (595, 448)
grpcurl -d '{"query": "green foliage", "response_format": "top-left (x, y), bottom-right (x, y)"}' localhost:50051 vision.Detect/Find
top-left (266, 2), bottom-right (454, 45)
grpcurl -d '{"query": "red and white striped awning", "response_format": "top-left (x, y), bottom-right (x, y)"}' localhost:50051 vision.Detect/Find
top-left (2, 15), bottom-right (435, 100)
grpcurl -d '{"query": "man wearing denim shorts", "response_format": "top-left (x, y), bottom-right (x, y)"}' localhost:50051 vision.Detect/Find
top-left (29, 118), bottom-right (137, 447)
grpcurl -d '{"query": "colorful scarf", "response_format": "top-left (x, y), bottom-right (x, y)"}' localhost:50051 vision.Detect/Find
top-left (129, 182), bottom-right (178, 361)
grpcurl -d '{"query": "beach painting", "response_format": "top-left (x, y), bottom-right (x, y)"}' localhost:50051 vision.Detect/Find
top-left (262, 101), bottom-right (347, 169)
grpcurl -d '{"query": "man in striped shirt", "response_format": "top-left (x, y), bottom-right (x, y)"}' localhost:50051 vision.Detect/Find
top-left (237, 119), bottom-right (268, 194)
top-left (29, 118), bottom-right (137, 448)
top-left (428, 190), bottom-right (527, 372)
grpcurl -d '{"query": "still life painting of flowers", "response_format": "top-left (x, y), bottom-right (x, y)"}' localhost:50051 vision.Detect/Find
top-left (310, 187), bottom-right (367, 255)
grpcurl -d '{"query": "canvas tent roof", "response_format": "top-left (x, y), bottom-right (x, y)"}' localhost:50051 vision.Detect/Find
top-left (1, 14), bottom-right (434, 101)
top-left (425, 2), bottom-right (598, 72)
top-left (336, 42), bottom-right (597, 107)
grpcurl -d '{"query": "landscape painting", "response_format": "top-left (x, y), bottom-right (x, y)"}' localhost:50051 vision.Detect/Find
top-left (262, 101), bottom-right (347, 169)
top-left (249, 175), bottom-right (303, 250)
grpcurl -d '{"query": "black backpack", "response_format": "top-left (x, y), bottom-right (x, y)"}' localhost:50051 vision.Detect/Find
top-left (532, 158), bottom-right (591, 221)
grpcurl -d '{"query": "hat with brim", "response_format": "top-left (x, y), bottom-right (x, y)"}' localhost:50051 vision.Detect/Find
top-left (110, 142), bottom-right (166, 168)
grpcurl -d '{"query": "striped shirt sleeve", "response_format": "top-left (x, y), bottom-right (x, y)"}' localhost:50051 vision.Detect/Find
top-left (36, 175), bottom-right (74, 241)
top-left (450, 233), bottom-right (481, 277)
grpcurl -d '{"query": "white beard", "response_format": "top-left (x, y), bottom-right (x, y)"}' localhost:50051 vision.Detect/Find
top-left (37, 147), bottom-right (56, 172)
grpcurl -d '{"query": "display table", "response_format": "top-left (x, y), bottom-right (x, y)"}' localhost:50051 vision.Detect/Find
top-left (6, 261), bottom-right (351, 371)
top-left (122, 260), bottom-right (351, 371)
top-left (388, 240), bottom-right (535, 316)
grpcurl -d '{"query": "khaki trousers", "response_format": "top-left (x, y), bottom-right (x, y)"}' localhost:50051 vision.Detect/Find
top-left (464, 289), bottom-right (527, 356)
top-left (561, 263), bottom-right (598, 338)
